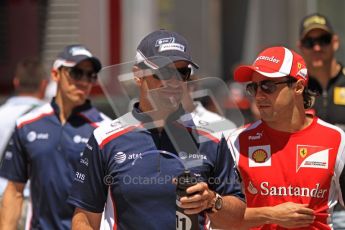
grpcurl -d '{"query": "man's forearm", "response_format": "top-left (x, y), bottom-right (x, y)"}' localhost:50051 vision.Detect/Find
top-left (208, 195), bottom-right (246, 229)
top-left (71, 208), bottom-right (101, 230)
top-left (240, 206), bottom-right (273, 229)
top-left (72, 213), bottom-right (94, 230)
top-left (0, 183), bottom-right (24, 230)
top-left (239, 202), bottom-right (315, 229)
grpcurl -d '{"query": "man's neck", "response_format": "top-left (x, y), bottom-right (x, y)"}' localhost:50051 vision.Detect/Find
top-left (264, 104), bottom-right (313, 133)
top-left (265, 115), bottom-right (313, 134)
top-left (17, 92), bottom-right (43, 99)
top-left (54, 95), bottom-right (78, 124)
top-left (309, 60), bottom-right (340, 89)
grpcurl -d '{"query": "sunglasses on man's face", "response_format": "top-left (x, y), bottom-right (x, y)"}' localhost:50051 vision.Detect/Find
top-left (152, 66), bottom-right (192, 81)
top-left (65, 67), bottom-right (98, 83)
top-left (301, 33), bottom-right (332, 49)
top-left (246, 79), bottom-right (295, 97)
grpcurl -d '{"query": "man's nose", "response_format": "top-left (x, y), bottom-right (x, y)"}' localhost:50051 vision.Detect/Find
top-left (255, 86), bottom-right (267, 99)
top-left (312, 43), bottom-right (322, 51)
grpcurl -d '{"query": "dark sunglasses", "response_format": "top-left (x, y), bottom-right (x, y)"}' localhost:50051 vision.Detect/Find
top-left (152, 66), bottom-right (192, 81)
top-left (64, 67), bottom-right (98, 83)
top-left (246, 79), bottom-right (296, 97)
top-left (301, 33), bottom-right (332, 49)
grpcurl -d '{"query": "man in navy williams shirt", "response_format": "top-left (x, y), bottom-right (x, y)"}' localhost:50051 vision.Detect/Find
top-left (0, 45), bottom-right (110, 229)
top-left (68, 29), bottom-right (246, 230)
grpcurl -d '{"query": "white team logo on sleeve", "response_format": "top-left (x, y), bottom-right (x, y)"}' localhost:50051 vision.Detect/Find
top-left (248, 145), bottom-right (271, 167)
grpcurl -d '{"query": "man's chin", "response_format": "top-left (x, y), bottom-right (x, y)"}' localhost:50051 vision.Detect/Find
top-left (70, 95), bottom-right (87, 106)
top-left (311, 60), bottom-right (324, 68)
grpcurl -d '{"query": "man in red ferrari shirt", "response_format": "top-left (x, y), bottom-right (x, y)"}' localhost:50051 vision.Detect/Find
top-left (228, 46), bottom-right (345, 229)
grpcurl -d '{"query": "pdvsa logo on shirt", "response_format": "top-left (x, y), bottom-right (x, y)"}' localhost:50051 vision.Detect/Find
top-left (73, 135), bottom-right (88, 144)
top-left (27, 131), bottom-right (49, 142)
top-left (179, 152), bottom-right (188, 160)
top-left (248, 145), bottom-right (271, 167)
top-left (178, 151), bottom-right (207, 160)
top-left (296, 145), bottom-right (330, 172)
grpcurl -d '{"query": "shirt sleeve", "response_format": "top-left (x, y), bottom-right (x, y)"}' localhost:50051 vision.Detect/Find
top-left (67, 134), bottom-right (108, 213)
top-left (338, 140), bottom-right (345, 207)
top-left (212, 136), bottom-right (245, 201)
top-left (340, 168), bottom-right (345, 207)
top-left (0, 126), bottom-right (28, 183)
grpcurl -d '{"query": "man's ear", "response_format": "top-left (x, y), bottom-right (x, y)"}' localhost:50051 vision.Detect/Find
top-left (332, 34), bottom-right (340, 52)
top-left (51, 69), bottom-right (59, 82)
top-left (295, 80), bottom-right (305, 95)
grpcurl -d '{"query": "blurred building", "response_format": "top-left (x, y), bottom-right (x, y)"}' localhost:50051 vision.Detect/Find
top-left (0, 0), bottom-right (344, 117)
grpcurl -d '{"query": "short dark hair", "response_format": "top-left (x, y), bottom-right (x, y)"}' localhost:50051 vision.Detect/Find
top-left (302, 88), bottom-right (318, 109)
top-left (15, 57), bottom-right (47, 94)
top-left (286, 76), bottom-right (317, 109)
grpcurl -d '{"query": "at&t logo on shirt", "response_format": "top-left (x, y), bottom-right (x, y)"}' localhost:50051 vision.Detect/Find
top-left (27, 131), bottom-right (49, 142)
top-left (114, 152), bottom-right (126, 164)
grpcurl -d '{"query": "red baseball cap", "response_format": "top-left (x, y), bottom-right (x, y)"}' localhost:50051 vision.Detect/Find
top-left (234, 46), bottom-right (308, 85)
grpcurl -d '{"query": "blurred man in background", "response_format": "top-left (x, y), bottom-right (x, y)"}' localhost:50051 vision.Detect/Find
top-left (298, 13), bottom-right (345, 229)
top-left (0, 57), bottom-right (48, 229)
top-left (0, 45), bottom-right (109, 230)
top-left (0, 57), bottom-right (47, 161)
top-left (0, 57), bottom-right (48, 196)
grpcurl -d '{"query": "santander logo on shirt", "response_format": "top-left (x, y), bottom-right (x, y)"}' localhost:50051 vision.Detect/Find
top-left (247, 181), bottom-right (327, 198)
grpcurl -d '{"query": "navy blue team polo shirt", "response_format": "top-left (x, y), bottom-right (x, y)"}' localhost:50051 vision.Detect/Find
top-left (68, 104), bottom-right (245, 230)
top-left (0, 98), bottom-right (109, 230)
